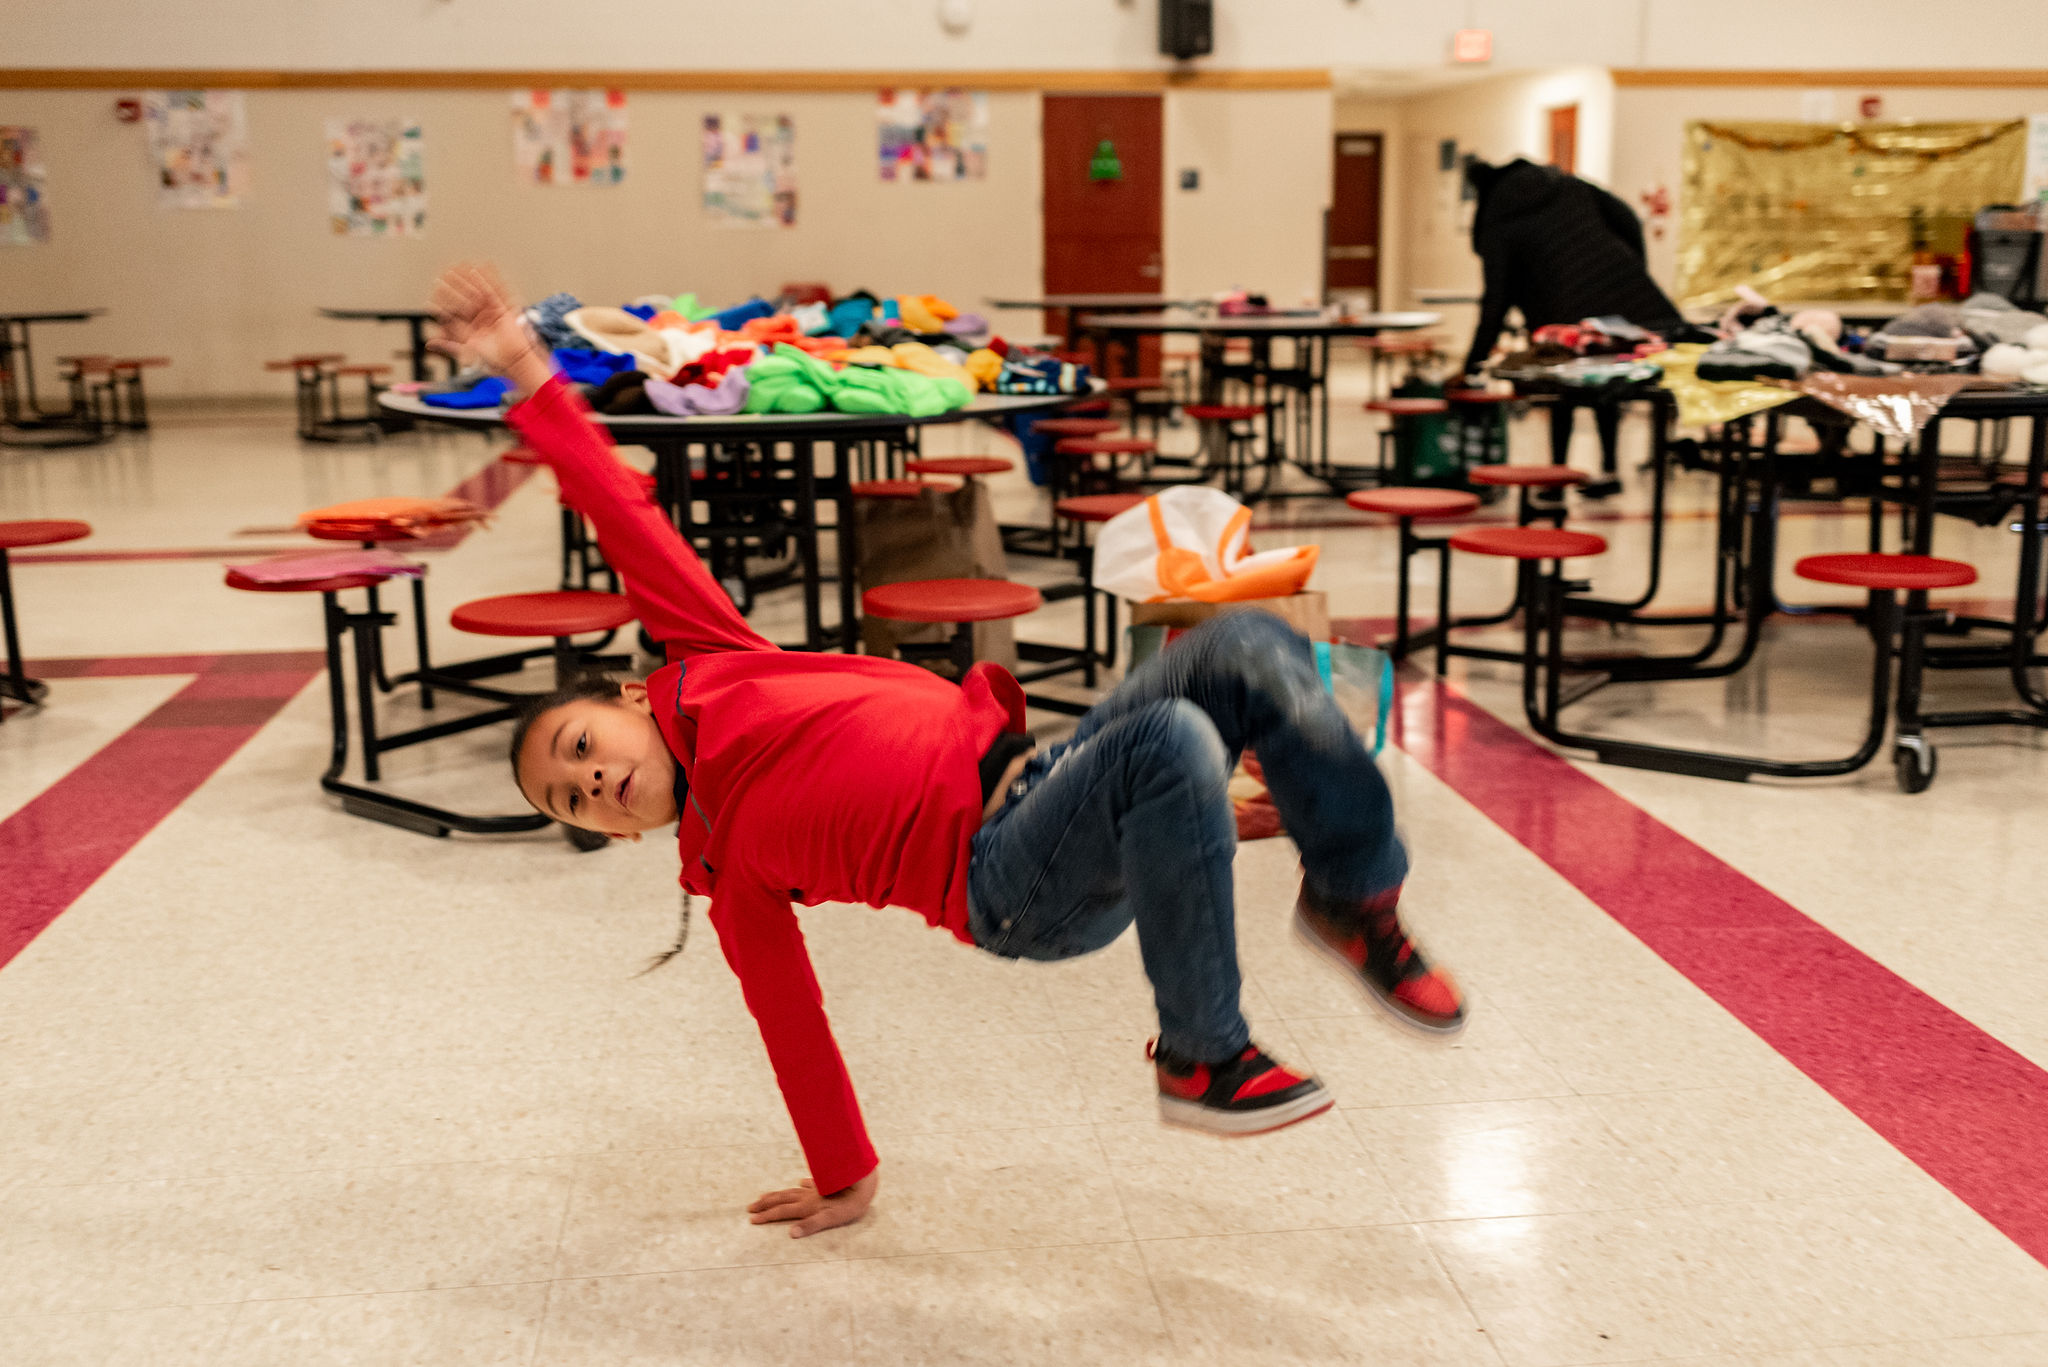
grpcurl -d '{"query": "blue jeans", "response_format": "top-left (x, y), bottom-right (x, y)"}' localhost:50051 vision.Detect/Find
top-left (967, 611), bottom-right (1408, 1062)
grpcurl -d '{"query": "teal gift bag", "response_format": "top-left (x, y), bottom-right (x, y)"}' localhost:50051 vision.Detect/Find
top-left (1315, 640), bottom-right (1395, 756)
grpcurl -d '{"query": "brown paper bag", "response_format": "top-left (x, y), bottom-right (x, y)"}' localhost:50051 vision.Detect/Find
top-left (856, 479), bottom-right (1018, 672)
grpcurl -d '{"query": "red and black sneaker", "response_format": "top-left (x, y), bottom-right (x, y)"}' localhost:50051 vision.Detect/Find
top-left (1295, 881), bottom-right (1466, 1036)
top-left (1148, 1039), bottom-right (1333, 1135)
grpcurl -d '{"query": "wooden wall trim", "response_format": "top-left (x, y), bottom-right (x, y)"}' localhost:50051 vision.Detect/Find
top-left (0, 67), bottom-right (1331, 93)
top-left (1615, 68), bottom-right (2048, 89)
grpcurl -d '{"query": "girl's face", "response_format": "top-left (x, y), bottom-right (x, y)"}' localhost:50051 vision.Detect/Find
top-left (516, 682), bottom-right (680, 838)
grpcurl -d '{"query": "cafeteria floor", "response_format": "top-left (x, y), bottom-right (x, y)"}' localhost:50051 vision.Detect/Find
top-left (3, 355), bottom-right (2046, 1367)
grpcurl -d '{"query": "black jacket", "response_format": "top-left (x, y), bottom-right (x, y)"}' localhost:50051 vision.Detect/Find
top-left (1462, 158), bottom-right (1685, 375)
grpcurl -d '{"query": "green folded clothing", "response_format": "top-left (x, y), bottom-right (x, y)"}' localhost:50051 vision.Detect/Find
top-left (741, 343), bottom-right (971, 418)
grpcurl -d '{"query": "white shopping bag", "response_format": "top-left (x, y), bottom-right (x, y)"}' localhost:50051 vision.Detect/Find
top-left (1091, 485), bottom-right (1318, 603)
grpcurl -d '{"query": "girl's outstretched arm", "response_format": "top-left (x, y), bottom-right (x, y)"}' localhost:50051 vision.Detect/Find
top-left (431, 263), bottom-right (773, 661)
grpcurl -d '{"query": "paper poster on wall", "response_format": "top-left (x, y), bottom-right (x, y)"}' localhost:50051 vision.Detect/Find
top-left (144, 90), bottom-right (250, 208)
top-left (702, 114), bottom-right (796, 227)
top-left (0, 127), bottom-right (50, 245)
top-left (2024, 114), bottom-right (2048, 203)
top-left (511, 89), bottom-right (627, 186)
top-left (325, 118), bottom-right (426, 236)
top-left (877, 89), bottom-right (987, 181)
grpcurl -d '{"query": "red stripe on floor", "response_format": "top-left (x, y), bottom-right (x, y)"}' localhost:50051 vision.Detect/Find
top-left (1393, 673), bottom-right (2048, 1265)
top-left (0, 651), bottom-right (323, 971)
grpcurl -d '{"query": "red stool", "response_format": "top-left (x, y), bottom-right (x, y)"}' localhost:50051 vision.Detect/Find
top-left (1051, 492), bottom-right (1147, 687)
top-left (0, 519), bottom-right (90, 717)
top-left (905, 456), bottom-right (1014, 479)
top-left (1441, 525), bottom-right (1608, 682)
top-left (224, 551), bottom-right (553, 839)
top-left (1469, 463), bottom-right (1588, 526)
top-left (1033, 417), bottom-right (1121, 441)
top-left (55, 356), bottom-right (113, 430)
top-left (1346, 488), bottom-right (1482, 660)
top-left (264, 353), bottom-right (361, 442)
top-left (1183, 404), bottom-right (1266, 494)
top-left (863, 578), bottom-right (1044, 682)
top-left (1521, 552), bottom-right (1976, 792)
top-left (105, 357), bottom-right (171, 430)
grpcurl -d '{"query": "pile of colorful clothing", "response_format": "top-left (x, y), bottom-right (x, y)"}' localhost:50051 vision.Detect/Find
top-left (421, 286), bottom-right (1088, 418)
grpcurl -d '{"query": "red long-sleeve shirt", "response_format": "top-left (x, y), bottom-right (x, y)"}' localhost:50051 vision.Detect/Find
top-left (508, 377), bottom-right (1023, 1193)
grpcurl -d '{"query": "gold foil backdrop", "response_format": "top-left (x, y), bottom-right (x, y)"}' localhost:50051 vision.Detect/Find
top-left (1675, 119), bottom-right (2025, 308)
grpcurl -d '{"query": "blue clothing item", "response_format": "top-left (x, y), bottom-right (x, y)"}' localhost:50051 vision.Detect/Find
top-left (1005, 412), bottom-right (1055, 485)
top-left (419, 376), bottom-right (511, 409)
top-left (621, 303), bottom-right (658, 321)
top-left (967, 611), bottom-right (1407, 1063)
top-left (827, 296), bottom-right (877, 338)
top-left (551, 347), bottom-right (638, 386)
top-left (710, 297), bottom-right (775, 331)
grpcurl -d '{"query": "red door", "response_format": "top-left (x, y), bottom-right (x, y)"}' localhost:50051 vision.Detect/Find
top-left (1042, 94), bottom-right (1163, 368)
top-left (1327, 133), bottom-right (1383, 302)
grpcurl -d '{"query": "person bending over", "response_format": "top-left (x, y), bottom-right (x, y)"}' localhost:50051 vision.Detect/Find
top-left (431, 264), bottom-right (1464, 1239)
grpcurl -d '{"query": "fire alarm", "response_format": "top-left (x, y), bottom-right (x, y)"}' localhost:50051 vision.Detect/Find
top-left (1860, 95), bottom-right (1884, 120)
top-left (114, 98), bottom-right (141, 123)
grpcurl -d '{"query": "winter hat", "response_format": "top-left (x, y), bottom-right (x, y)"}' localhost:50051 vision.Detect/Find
top-left (524, 293), bottom-right (585, 351)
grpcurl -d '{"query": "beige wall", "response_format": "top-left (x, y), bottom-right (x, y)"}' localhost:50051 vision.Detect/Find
top-left (1613, 85), bottom-right (2048, 294)
top-left (1164, 90), bottom-right (1332, 307)
top-left (0, 85), bottom-right (1341, 398)
top-left (1, 0), bottom-right (1662, 74)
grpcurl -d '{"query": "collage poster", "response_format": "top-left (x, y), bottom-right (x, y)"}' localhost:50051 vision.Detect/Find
top-left (325, 118), bottom-right (427, 237)
top-left (702, 114), bottom-right (797, 228)
top-left (0, 127), bottom-right (50, 245)
top-left (145, 89), bottom-right (251, 208)
top-left (877, 89), bottom-right (988, 182)
top-left (511, 89), bottom-right (628, 186)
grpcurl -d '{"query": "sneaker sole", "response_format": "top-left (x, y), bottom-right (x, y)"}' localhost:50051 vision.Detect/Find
top-left (1157, 1086), bottom-right (1335, 1136)
top-left (1292, 910), bottom-right (1468, 1039)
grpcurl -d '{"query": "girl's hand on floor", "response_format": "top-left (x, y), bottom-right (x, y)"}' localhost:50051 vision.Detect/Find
top-left (746, 1168), bottom-right (878, 1238)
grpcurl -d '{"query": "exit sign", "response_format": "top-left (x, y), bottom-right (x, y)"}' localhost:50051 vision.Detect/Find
top-left (1452, 28), bottom-right (1492, 63)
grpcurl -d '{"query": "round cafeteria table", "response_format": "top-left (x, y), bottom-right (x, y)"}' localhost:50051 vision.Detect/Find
top-left (1076, 309), bottom-right (1443, 494)
top-left (319, 308), bottom-right (446, 382)
top-left (384, 386), bottom-right (1094, 654)
top-left (985, 295), bottom-right (1205, 350)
